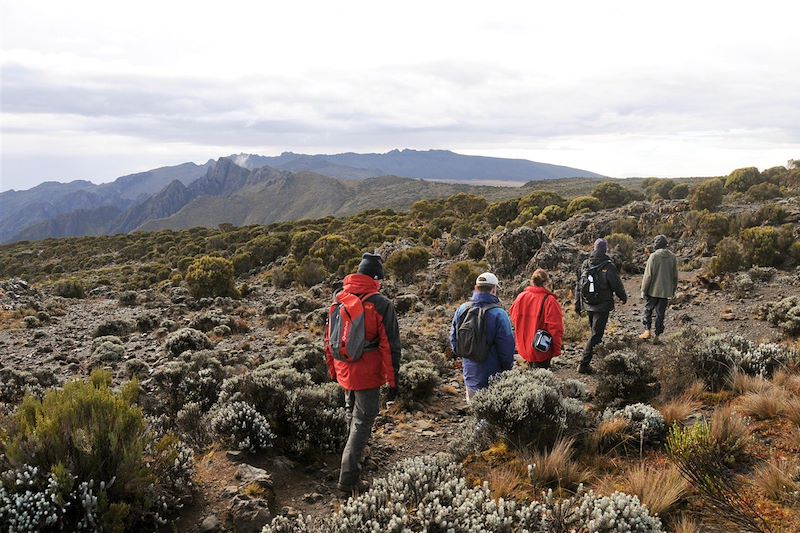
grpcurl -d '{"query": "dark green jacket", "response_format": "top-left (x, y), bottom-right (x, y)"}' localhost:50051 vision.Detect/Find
top-left (641, 249), bottom-right (678, 299)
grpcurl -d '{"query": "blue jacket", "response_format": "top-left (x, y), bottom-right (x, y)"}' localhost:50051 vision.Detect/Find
top-left (450, 292), bottom-right (516, 391)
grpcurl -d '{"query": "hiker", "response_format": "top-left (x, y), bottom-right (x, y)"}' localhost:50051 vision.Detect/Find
top-left (449, 272), bottom-right (515, 402)
top-left (640, 234), bottom-right (679, 342)
top-left (575, 238), bottom-right (627, 374)
top-left (324, 253), bottom-right (401, 495)
top-left (509, 268), bottom-right (564, 370)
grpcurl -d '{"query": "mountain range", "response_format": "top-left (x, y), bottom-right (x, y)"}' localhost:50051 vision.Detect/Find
top-left (0, 149), bottom-right (604, 244)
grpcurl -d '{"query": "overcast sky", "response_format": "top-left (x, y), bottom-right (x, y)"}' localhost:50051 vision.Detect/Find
top-left (2, 1), bottom-right (799, 191)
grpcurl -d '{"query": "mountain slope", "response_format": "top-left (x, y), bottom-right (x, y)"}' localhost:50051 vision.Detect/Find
top-left (10, 205), bottom-right (124, 242)
top-left (230, 149), bottom-right (604, 182)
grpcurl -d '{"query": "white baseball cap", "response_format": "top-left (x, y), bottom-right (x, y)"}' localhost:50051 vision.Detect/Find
top-left (475, 272), bottom-right (499, 287)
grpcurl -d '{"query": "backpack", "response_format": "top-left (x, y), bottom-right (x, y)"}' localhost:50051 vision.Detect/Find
top-left (455, 303), bottom-right (501, 362)
top-left (325, 290), bottom-right (379, 362)
top-left (579, 261), bottom-right (610, 306)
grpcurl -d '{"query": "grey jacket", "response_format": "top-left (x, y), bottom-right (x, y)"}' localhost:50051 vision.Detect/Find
top-left (641, 248), bottom-right (679, 299)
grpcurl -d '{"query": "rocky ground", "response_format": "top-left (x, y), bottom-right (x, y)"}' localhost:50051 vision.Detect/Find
top-left (2, 257), bottom-right (797, 531)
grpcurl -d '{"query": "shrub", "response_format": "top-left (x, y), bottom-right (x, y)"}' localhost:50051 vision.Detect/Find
top-left (759, 295), bottom-right (800, 335)
top-left (541, 204), bottom-right (567, 223)
top-left (593, 181), bottom-right (637, 208)
top-left (445, 193), bottom-right (488, 216)
top-left (738, 343), bottom-right (792, 377)
top-left (485, 199), bottom-right (519, 226)
top-left (289, 230), bottom-right (322, 259)
top-left (707, 237), bottom-right (744, 275)
top-left (211, 401), bottom-right (275, 453)
top-left (184, 255), bottom-right (238, 298)
top-left (669, 183), bottom-right (690, 199)
top-left (746, 182), bottom-right (782, 202)
top-left (399, 360), bottom-right (440, 406)
top-left (739, 226), bottom-right (783, 267)
top-left (694, 333), bottom-right (750, 390)
top-left (91, 337), bottom-right (125, 365)
top-left (612, 216), bottom-right (639, 236)
top-left (602, 403), bottom-right (667, 448)
top-left (308, 235), bottom-right (359, 273)
top-left (465, 239), bottom-right (486, 260)
top-left (118, 291), bottom-right (137, 306)
top-left (725, 167), bottom-right (762, 192)
top-left (294, 256), bottom-right (327, 287)
top-left (446, 261), bottom-right (484, 301)
top-left (231, 251), bottom-right (253, 275)
top-left (385, 247), bottom-right (430, 281)
top-left (595, 350), bottom-right (660, 409)
top-left (470, 368), bottom-right (587, 449)
top-left (605, 233), bottom-right (636, 265)
top-left (164, 328), bottom-right (213, 356)
top-left (246, 234), bottom-right (289, 266)
top-left (0, 368), bottom-right (44, 405)
top-left (689, 178), bottom-right (724, 211)
top-left (0, 371), bottom-right (193, 530)
top-left (566, 195), bottom-right (601, 216)
top-left (697, 211), bottom-right (730, 249)
top-left (53, 277), bottom-right (84, 298)
top-left (518, 191), bottom-right (566, 214)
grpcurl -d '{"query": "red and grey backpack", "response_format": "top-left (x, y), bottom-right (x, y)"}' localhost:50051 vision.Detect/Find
top-left (325, 290), bottom-right (379, 362)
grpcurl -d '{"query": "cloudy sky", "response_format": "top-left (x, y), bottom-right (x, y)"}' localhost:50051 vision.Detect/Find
top-left (2, 1), bottom-right (799, 191)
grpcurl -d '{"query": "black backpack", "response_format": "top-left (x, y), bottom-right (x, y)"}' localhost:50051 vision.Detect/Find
top-left (455, 303), bottom-right (501, 362)
top-left (579, 261), bottom-right (610, 306)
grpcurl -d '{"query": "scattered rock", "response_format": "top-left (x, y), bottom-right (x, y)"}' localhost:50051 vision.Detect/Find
top-left (199, 514), bottom-right (220, 533)
top-left (484, 226), bottom-right (549, 277)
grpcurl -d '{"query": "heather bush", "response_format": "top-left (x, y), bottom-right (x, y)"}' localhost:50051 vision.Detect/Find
top-left (707, 236), bottom-right (744, 275)
top-left (470, 368), bottom-right (587, 449)
top-left (747, 182), bottom-right (783, 202)
top-left (760, 296), bottom-right (800, 335)
top-left (605, 232), bottom-right (636, 265)
top-left (211, 401), bottom-right (275, 453)
top-left (0, 371), bottom-right (193, 530)
top-left (289, 230), bottom-right (322, 259)
top-left (246, 234), bottom-right (289, 266)
top-left (294, 256), bottom-right (327, 287)
top-left (164, 327), bottom-right (213, 356)
top-left (146, 350), bottom-right (226, 416)
top-left (399, 359), bottom-right (440, 406)
top-left (465, 239), bottom-right (486, 260)
top-left (602, 403), bottom-right (667, 448)
top-left (385, 247), bottom-right (430, 281)
top-left (566, 195), bottom-right (601, 216)
top-left (739, 226), bottom-right (787, 267)
top-left (595, 350), bottom-right (660, 409)
top-left (593, 181), bottom-right (638, 208)
top-left (485, 199), bottom-right (519, 227)
top-left (689, 178), bottom-right (724, 211)
top-left (697, 211), bottom-right (731, 249)
top-left (308, 235), bottom-right (359, 273)
top-left (446, 261), bottom-right (485, 301)
top-left (184, 255), bottom-right (238, 298)
top-left (118, 290), bottom-right (137, 306)
top-left (725, 166), bottom-right (762, 192)
top-left (669, 183), bottom-right (689, 199)
top-left (90, 337), bottom-right (125, 365)
top-left (53, 277), bottom-right (84, 298)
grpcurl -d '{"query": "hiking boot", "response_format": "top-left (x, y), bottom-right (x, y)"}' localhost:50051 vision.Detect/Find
top-left (639, 330), bottom-right (651, 340)
top-left (337, 480), bottom-right (370, 496)
top-left (577, 364), bottom-right (594, 375)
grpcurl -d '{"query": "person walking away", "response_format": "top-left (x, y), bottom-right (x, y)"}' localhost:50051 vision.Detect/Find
top-left (450, 272), bottom-right (515, 402)
top-left (325, 253), bottom-right (401, 495)
top-left (575, 238), bottom-right (627, 374)
top-left (640, 234), bottom-right (679, 343)
top-left (509, 269), bottom-right (564, 370)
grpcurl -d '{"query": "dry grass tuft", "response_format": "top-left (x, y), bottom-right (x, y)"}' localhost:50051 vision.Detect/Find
top-left (773, 369), bottom-right (800, 396)
top-left (751, 457), bottom-right (799, 501)
top-left (779, 395), bottom-right (800, 426)
top-left (684, 380), bottom-right (707, 400)
top-left (709, 406), bottom-right (751, 457)
top-left (730, 371), bottom-right (771, 395)
top-left (671, 514), bottom-right (701, 533)
top-left (486, 463), bottom-right (528, 500)
top-left (619, 463), bottom-right (689, 517)
top-left (591, 417), bottom-right (631, 452)
top-left (738, 388), bottom-right (786, 420)
top-left (658, 398), bottom-right (702, 427)
top-left (527, 438), bottom-right (591, 493)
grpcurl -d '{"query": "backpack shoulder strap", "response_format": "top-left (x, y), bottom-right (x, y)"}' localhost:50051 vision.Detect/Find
top-left (536, 293), bottom-right (552, 324)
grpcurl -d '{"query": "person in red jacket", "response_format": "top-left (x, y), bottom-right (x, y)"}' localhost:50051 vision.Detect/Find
top-left (325, 253), bottom-right (401, 495)
top-left (509, 269), bottom-right (564, 369)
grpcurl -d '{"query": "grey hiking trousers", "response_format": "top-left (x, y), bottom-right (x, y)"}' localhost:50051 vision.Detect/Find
top-left (339, 388), bottom-right (381, 488)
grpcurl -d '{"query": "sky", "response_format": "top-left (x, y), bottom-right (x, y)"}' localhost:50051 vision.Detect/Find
top-left (1, 0), bottom-right (799, 191)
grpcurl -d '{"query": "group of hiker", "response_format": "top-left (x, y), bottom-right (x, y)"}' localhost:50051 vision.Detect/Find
top-left (324, 236), bottom-right (678, 494)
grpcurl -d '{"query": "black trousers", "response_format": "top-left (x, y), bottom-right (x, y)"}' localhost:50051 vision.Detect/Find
top-left (643, 296), bottom-right (668, 336)
top-left (528, 360), bottom-right (550, 370)
top-left (581, 311), bottom-right (609, 366)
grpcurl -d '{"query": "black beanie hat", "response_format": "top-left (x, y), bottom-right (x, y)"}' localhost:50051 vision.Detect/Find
top-left (357, 253), bottom-right (384, 280)
top-left (653, 235), bottom-right (668, 250)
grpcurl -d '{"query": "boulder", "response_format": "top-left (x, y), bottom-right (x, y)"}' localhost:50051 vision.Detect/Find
top-left (484, 226), bottom-right (549, 277)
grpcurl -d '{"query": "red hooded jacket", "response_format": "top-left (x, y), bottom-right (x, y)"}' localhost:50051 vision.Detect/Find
top-left (509, 286), bottom-right (564, 363)
top-left (325, 274), bottom-right (398, 391)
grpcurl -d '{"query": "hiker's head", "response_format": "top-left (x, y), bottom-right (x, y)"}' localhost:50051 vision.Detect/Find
top-left (531, 268), bottom-right (549, 287)
top-left (357, 253), bottom-right (384, 280)
top-left (593, 238), bottom-right (608, 255)
top-left (475, 272), bottom-right (499, 295)
top-left (653, 234), bottom-right (668, 250)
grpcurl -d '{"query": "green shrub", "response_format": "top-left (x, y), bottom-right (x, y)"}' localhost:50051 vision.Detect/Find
top-left (485, 199), bottom-right (519, 226)
top-left (290, 230), bottom-right (322, 259)
top-left (444, 193), bottom-right (488, 216)
top-left (595, 350), bottom-right (660, 409)
top-left (689, 179), bottom-right (725, 211)
top-left (231, 251), bottom-right (253, 275)
top-left (648, 179), bottom-right (676, 199)
top-left (53, 277), bottom-right (85, 298)
top-left (708, 237), bottom-right (744, 275)
top-left (246, 234), bottom-right (289, 266)
top-left (592, 181), bottom-right (638, 208)
top-left (753, 204), bottom-right (787, 225)
top-left (446, 261), bottom-right (484, 301)
top-left (540, 204), bottom-right (566, 223)
top-left (698, 211), bottom-right (731, 249)
top-left (385, 247), bottom-right (430, 281)
top-left (295, 256), bottom-right (327, 287)
top-left (725, 166), bottom-right (762, 192)
top-left (185, 256), bottom-right (238, 298)
top-left (605, 233), bottom-right (636, 265)
top-left (566, 196), bottom-right (601, 216)
top-left (465, 239), bottom-right (486, 260)
top-left (517, 191), bottom-right (566, 214)
top-left (746, 182), bottom-right (782, 202)
top-left (1, 370), bottom-right (193, 530)
top-left (398, 360), bottom-right (440, 407)
top-left (668, 183), bottom-right (690, 199)
top-left (739, 226), bottom-right (783, 267)
top-left (308, 235), bottom-right (359, 273)
top-left (611, 217), bottom-right (638, 236)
